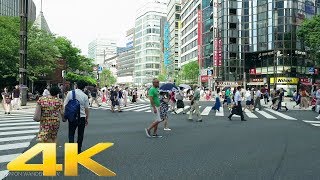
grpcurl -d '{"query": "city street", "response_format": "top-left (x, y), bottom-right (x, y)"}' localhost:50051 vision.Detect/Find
top-left (1, 101), bottom-right (320, 179)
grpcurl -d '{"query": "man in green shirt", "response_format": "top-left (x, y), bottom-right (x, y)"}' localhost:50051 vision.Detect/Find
top-left (145, 78), bottom-right (163, 138)
top-left (188, 85), bottom-right (202, 122)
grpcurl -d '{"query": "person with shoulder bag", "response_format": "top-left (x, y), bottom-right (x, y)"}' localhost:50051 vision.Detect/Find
top-left (176, 88), bottom-right (186, 114)
top-left (34, 86), bottom-right (63, 143)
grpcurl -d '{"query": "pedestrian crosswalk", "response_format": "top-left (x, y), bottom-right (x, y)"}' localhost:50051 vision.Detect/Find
top-left (303, 120), bottom-right (320, 127)
top-left (0, 111), bottom-right (39, 179)
top-left (90, 103), bottom-right (298, 121)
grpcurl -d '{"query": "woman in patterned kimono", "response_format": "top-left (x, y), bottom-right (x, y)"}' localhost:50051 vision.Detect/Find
top-left (36, 86), bottom-right (63, 143)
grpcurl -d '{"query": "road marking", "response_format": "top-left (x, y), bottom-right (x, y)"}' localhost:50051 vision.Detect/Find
top-left (0, 122), bottom-right (39, 127)
top-left (201, 107), bottom-right (212, 116)
top-left (255, 110), bottom-right (277, 119)
top-left (175, 106), bottom-right (190, 114)
top-left (311, 124), bottom-right (320, 127)
top-left (0, 125), bottom-right (38, 131)
top-left (244, 109), bottom-right (258, 118)
top-left (134, 107), bottom-right (152, 112)
top-left (265, 109), bottom-right (297, 120)
top-left (124, 104), bottom-right (149, 111)
top-left (215, 107), bottom-right (224, 116)
top-left (303, 120), bottom-right (320, 124)
top-left (0, 119), bottom-right (35, 123)
top-left (0, 129), bottom-right (38, 136)
top-left (0, 153), bottom-right (21, 163)
top-left (0, 170), bottom-right (9, 180)
top-left (0, 135), bottom-right (35, 143)
top-left (0, 142), bottom-right (30, 151)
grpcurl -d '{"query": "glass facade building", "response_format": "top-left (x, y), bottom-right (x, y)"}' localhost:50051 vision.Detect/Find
top-left (134, 0), bottom-right (167, 85)
top-left (202, 0), bottom-right (213, 69)
top-left (0, 0), bottom-right (36, 22)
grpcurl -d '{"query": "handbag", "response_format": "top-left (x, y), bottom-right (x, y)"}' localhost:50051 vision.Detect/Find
top-left (33, 104), bottom-right (42, 122)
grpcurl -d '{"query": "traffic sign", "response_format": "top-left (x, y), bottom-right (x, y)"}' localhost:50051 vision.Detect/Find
top-left (98, 66), bottom-right (103, 74)
top-left (309, 67), bottom-right (315, 74)
top-left (207, 69), bottom-right (213, 76)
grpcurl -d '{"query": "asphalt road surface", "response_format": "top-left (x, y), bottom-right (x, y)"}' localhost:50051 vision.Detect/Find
top-left (3, 101), bottom-right (320, 180)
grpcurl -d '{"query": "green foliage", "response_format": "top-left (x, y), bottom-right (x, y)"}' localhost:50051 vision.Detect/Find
top-left (65, 72), bottom-right (96, 86)
top-left (179, 61), bottom-right (199, 84)
top-left (297, 15), bottom-right (320, 63)
top-left (99, 69), bottom-right (116, 87)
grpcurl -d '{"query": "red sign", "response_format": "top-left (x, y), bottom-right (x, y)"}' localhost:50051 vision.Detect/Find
top-left (214, 38), bottom-right (222, 67)
top-left (300, 78), bottom-right (311, 83)
top-left (249, 69), bottom-right (256, 75)
top-left (197, 10), bottom-right (203, 68)
top-left (201, 75), bottom-right (209, 82)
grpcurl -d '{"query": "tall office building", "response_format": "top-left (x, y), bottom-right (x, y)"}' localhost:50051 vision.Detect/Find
top-left (180, 0), bottom-right (201, 66)
top-left (213, 0), bottom-right (320, 94)
top-left (88, 38), bottom-right (117, 65)
top-left (33, 1), bottom-right (51, 34)
top-left (117, 28), bottom-right (135, 84)
top-left (167, 0), bottom-right (182, 76)
top-left (134, 0), bottom-right (168, 86)
top-left (0, 0), bottom-right (36, 22)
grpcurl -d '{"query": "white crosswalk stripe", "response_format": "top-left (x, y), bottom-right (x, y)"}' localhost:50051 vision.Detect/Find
top-left (303, 120), bottom-right (320, 127)
top-left (0, 112), bottom-right (39, 180)
top-left (201, 107), bottom-right (212, 116)
top-left (244, 109), bottom-right (258, 119)
top-left (265, 109), bottom-right (297, 120)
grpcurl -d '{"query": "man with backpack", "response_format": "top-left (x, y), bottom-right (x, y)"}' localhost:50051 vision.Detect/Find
top-left (64, 81), bottom-right (90, 153)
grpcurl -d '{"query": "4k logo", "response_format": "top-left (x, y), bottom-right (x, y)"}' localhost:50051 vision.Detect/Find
top-left (7, 143), bottom-right (116, 176)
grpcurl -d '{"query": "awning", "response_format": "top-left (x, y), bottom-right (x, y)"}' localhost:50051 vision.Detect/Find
top-left (247, 82), bottom-right (266, 86)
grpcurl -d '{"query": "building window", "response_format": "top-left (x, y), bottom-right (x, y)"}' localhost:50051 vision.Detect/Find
top-left (230, 9), bottom-right (236, 15)
top-left (230, 53), bottom-right (237, 59)
top-left (230, 23), bottom-right (237, 29)
top-left (230, 38), bottom-right (236, 44)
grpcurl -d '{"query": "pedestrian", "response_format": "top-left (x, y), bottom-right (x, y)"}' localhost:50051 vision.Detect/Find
top-left (188, 85), bottom-right (202, 122)
top-left (253, 87), bottom-right (262, 111)
top-left (176, 87), bottom-right (186, 114)
top-left (132, 88), bottom-right (137, 103)
top-left (1, 87), bottom-right (12, 115)
top-left (228, 86), bottom-right (246, 121)
top-left (275, 88), bottom-right (288, 111)
top-left (169, 91), bottom-right (177, 114)
top-left (101, 89), bottom-right (107, 103)
top-left (111, 86), bottom-right (122, 113)
top-left (315, 86), bottom-right (320, 119)
top-left (293, 90), bottom-right (301, 109)
top-left (12, 85), bottom-right (21, 110)
top-left (270, 87), bottom-right (277, 108)
top-left (123, 87), bottom-right (129, 107)
top-left (224, 87), bottom-right (231, 108)
top-left (145, 78), bottom-right (163, 138)
top-left (160, 91), bottom-right (171, 131)
top-left (300, 87), bottom-right (309, 110)
top-left (212, 88), bottom-right (221, 112)
top-left (90, 85), bottom-right (101, 107)
top-left (243, 88), bottom-right (252, 112)
top-left (263, 90), bottom-right (269, 105)
top-left (42, 86), bottom-right (50, 97)
top-left (64, 81), bottom-right (90, 153)
top-left (35, 86), bottom-right (63, 143)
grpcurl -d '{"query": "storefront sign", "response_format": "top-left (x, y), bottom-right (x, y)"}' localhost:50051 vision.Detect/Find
top-left (270, 77), bottom-right (299, 84)
top-left (300, 78), bottom-right (311, 83)
top-left (251, 78), bottom-right (263, 82)
top-left (249, 69), bottom-right (256, 75)
top-left (201, 75), bottom-right (209, 82)
top-left (217, 81), bottom-right (241, 86)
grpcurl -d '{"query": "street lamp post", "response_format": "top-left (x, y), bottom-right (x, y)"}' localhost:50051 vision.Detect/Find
top-left (19, 0), bottom-right (29, 106)
top-left (273, 7), bottom-right (278, 89)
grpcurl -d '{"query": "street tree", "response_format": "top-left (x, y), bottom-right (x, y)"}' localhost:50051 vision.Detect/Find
top-left (100, 69), bottom-right (117, 87)
top-left (180, 61), bottom-right (199, 84)
top-left (297, 14), bottom-right (320, 64)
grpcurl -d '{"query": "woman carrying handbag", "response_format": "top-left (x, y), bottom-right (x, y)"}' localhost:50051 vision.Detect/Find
top-left (33, 86), bottom-right (64, 143)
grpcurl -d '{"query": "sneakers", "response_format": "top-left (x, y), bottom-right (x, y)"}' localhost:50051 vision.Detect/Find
top-left (164, 128), bottom-right (171, 131)
top-left (145, 128), bottom-right (151, 138)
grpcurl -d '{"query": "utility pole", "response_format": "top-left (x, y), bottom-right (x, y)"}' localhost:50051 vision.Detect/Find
top-left (19, 0), bottom-right (29, 106)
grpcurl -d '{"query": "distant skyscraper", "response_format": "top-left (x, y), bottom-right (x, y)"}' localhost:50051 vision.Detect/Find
top-left (134, 0), bottom-right (168, 85)
top-left (88, 38), bottom-right (117, 65)
top-left (0, 0), bottom-right (37, 22)
top-left (33, 0), bottom-right (51, 33)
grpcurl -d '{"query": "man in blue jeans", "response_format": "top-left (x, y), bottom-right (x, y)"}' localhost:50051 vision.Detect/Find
top-left (64, 81), bottom-right (90, 153)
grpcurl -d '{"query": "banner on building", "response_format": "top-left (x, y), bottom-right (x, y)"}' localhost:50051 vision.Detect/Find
top-left (197, 9), bottom-right (203, 67)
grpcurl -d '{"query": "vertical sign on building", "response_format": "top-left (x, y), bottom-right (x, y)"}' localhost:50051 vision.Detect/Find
top-left (197, 9), bottom-right (203, 68)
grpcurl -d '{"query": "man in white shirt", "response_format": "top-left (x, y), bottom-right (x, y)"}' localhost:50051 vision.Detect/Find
top-left (64, 81), bottom-right (90, 153)
top-left (42, 86), bottom-right (50, 97)
top-left (228, 86), bottom-right (246, 121)
top-left (123, 87), bottom-right (129, 107)
top-left (253, 88), bottom-right (262, 111)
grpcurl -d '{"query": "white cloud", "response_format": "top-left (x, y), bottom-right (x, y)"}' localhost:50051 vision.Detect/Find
top-left (33, 0), bottom-right (148, 55)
